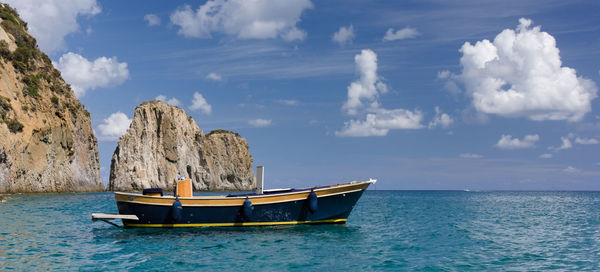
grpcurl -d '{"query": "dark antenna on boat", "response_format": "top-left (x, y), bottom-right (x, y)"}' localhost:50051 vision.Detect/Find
top-left (255, 166), bottom-right (264, 195)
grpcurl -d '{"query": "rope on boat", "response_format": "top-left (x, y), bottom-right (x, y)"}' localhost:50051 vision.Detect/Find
top-left (372, 182), bottom-right (390, 225)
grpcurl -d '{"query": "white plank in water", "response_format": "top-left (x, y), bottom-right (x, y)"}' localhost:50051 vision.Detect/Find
top-left (91, 213), bottom-right (139, 221)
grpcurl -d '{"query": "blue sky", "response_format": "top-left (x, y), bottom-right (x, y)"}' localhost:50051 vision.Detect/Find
top-left (6, 0), bottom-right (600, 190)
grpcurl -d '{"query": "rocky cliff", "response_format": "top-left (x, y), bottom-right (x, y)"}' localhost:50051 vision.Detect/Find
top-left (0, 4), bottom-right (102, 193)
top-left (109, 101), bottom-right (255, 191)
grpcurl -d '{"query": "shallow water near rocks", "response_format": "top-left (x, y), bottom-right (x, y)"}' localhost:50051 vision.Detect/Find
top-left (1, 191), bottom-right (600, 271)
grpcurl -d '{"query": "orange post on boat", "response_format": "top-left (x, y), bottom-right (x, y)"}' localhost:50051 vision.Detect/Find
top-left (176, 179), bottom-right (193, 198)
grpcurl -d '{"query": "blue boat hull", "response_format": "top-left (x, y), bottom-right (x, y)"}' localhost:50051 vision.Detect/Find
top-left (115, 181), bottom-right (372, 228)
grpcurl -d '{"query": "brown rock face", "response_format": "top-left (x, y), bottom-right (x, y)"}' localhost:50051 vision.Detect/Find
top-left (204, 130), bottom-right (255, 190)
top-left (109, 101), bottom-right (255, 191)
top-left (0, 5), bottom-right (102, 193)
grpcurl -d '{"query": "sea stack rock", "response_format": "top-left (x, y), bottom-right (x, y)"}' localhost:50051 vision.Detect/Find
top-left (109, 101), bottom-right (255, 191)
top-left (0, 5), bottom-right (102, 193)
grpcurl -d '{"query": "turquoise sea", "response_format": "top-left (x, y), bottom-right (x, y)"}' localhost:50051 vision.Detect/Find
top-left (1, 191), bottom-right (600, 271)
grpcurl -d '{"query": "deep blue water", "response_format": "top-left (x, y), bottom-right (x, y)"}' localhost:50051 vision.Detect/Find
top-left (1, 191), bottom-right (600, 271)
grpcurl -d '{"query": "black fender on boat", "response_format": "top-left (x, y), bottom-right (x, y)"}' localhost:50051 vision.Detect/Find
top-left (242, 197), bottom-right (253, 220)
top-left (171, 198), bottom-right (183, 222)
top-left (308, 190), bottom-right (318, 213)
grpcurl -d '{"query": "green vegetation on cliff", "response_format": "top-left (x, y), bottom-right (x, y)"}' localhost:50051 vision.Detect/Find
top-left (0, 95), bottom-right (22, 133)
top-left (207, 129), bottom-right (240, 137)
top-left (22, 74), bottom-right (40, 97)
top-left (0, 4), bottom-right (72, 101)
top-left (0, 95), bottom-right (11, 120)
top-left (0, 5), bottom-right (48, 71)
top-left (0, 4), bottom-right (88, 134)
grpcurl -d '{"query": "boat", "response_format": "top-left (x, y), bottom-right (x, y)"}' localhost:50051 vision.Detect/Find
top-left (93, 166), bottom-right (376, 228)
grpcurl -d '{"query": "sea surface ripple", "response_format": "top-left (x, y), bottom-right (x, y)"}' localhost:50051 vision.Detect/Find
top-left (1, 191), bottom-right (599, 271)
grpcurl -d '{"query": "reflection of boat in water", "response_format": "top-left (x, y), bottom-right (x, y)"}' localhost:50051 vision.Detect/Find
top-left (93, 167), bottom-right (376, 228)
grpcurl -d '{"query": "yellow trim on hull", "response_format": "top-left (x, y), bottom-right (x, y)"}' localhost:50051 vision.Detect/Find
top-left (124, 218), bottom-right (347, 228)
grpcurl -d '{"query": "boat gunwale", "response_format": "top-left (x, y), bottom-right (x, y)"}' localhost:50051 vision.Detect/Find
top-left (119, 188), bottom-right (367, 207)
top-left (114, 179), bottom-right (375, 200)
top-left (113, 180), bottom-right (374, 207)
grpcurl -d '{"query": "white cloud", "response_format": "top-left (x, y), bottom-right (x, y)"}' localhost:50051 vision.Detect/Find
top-left (443, 81), bottom-right (462, 95)
top-left (437, 70), bottom-right (462, 95)
top-left (575, 137), bottom-right (599, 145)
top-left (155, 95), bottom-right (181, 107)
top-left (281, 27), bottom-right (306, 42)
top-left (4, 0), bottom-right (101, 53)
top-left (342, 49), bottom-right (388, 115)
top-left (548, 137), bottom-right (572, 151)
top-left (539, 153), bottom-right (553, 159)
top-left (170, 0), bottom-right (312, 42)
top-left (455, 18), bottom-right (597, 121)
top-left (428, 106), bottom-right (453, 129)
top-left (55, 52), bottom-right (129, 97)
top-left (563, 166), bottom-right (581, 174)
top-left (460, 153), bottom-right (482, 159)
top-left (337, 49), bottom-right (423, 137)
top-left (97, 112), bottom-right (131, 141)
top-left (278, 99), bottom-right (299, 106)
top-left (437, 70), bottom-right (451, 79)
top-left (248, 118), bottom-right (272, 127)
top-left (205, 72), bottom-right (222, 81)
top-left (549, 133), bottom-right (597, 150)
top-left (189, 92), bottom-right (212, 114)
top-left (495, 134), bottom-right (539, 149)
top-left (383, 27), bottom-right (419, 41)
top-left (336, 108), bottom-right (424, 137)
top-left (332, 25), bottom-right (355, 46)
top-left (144, 14), bottom-right (161, 26)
